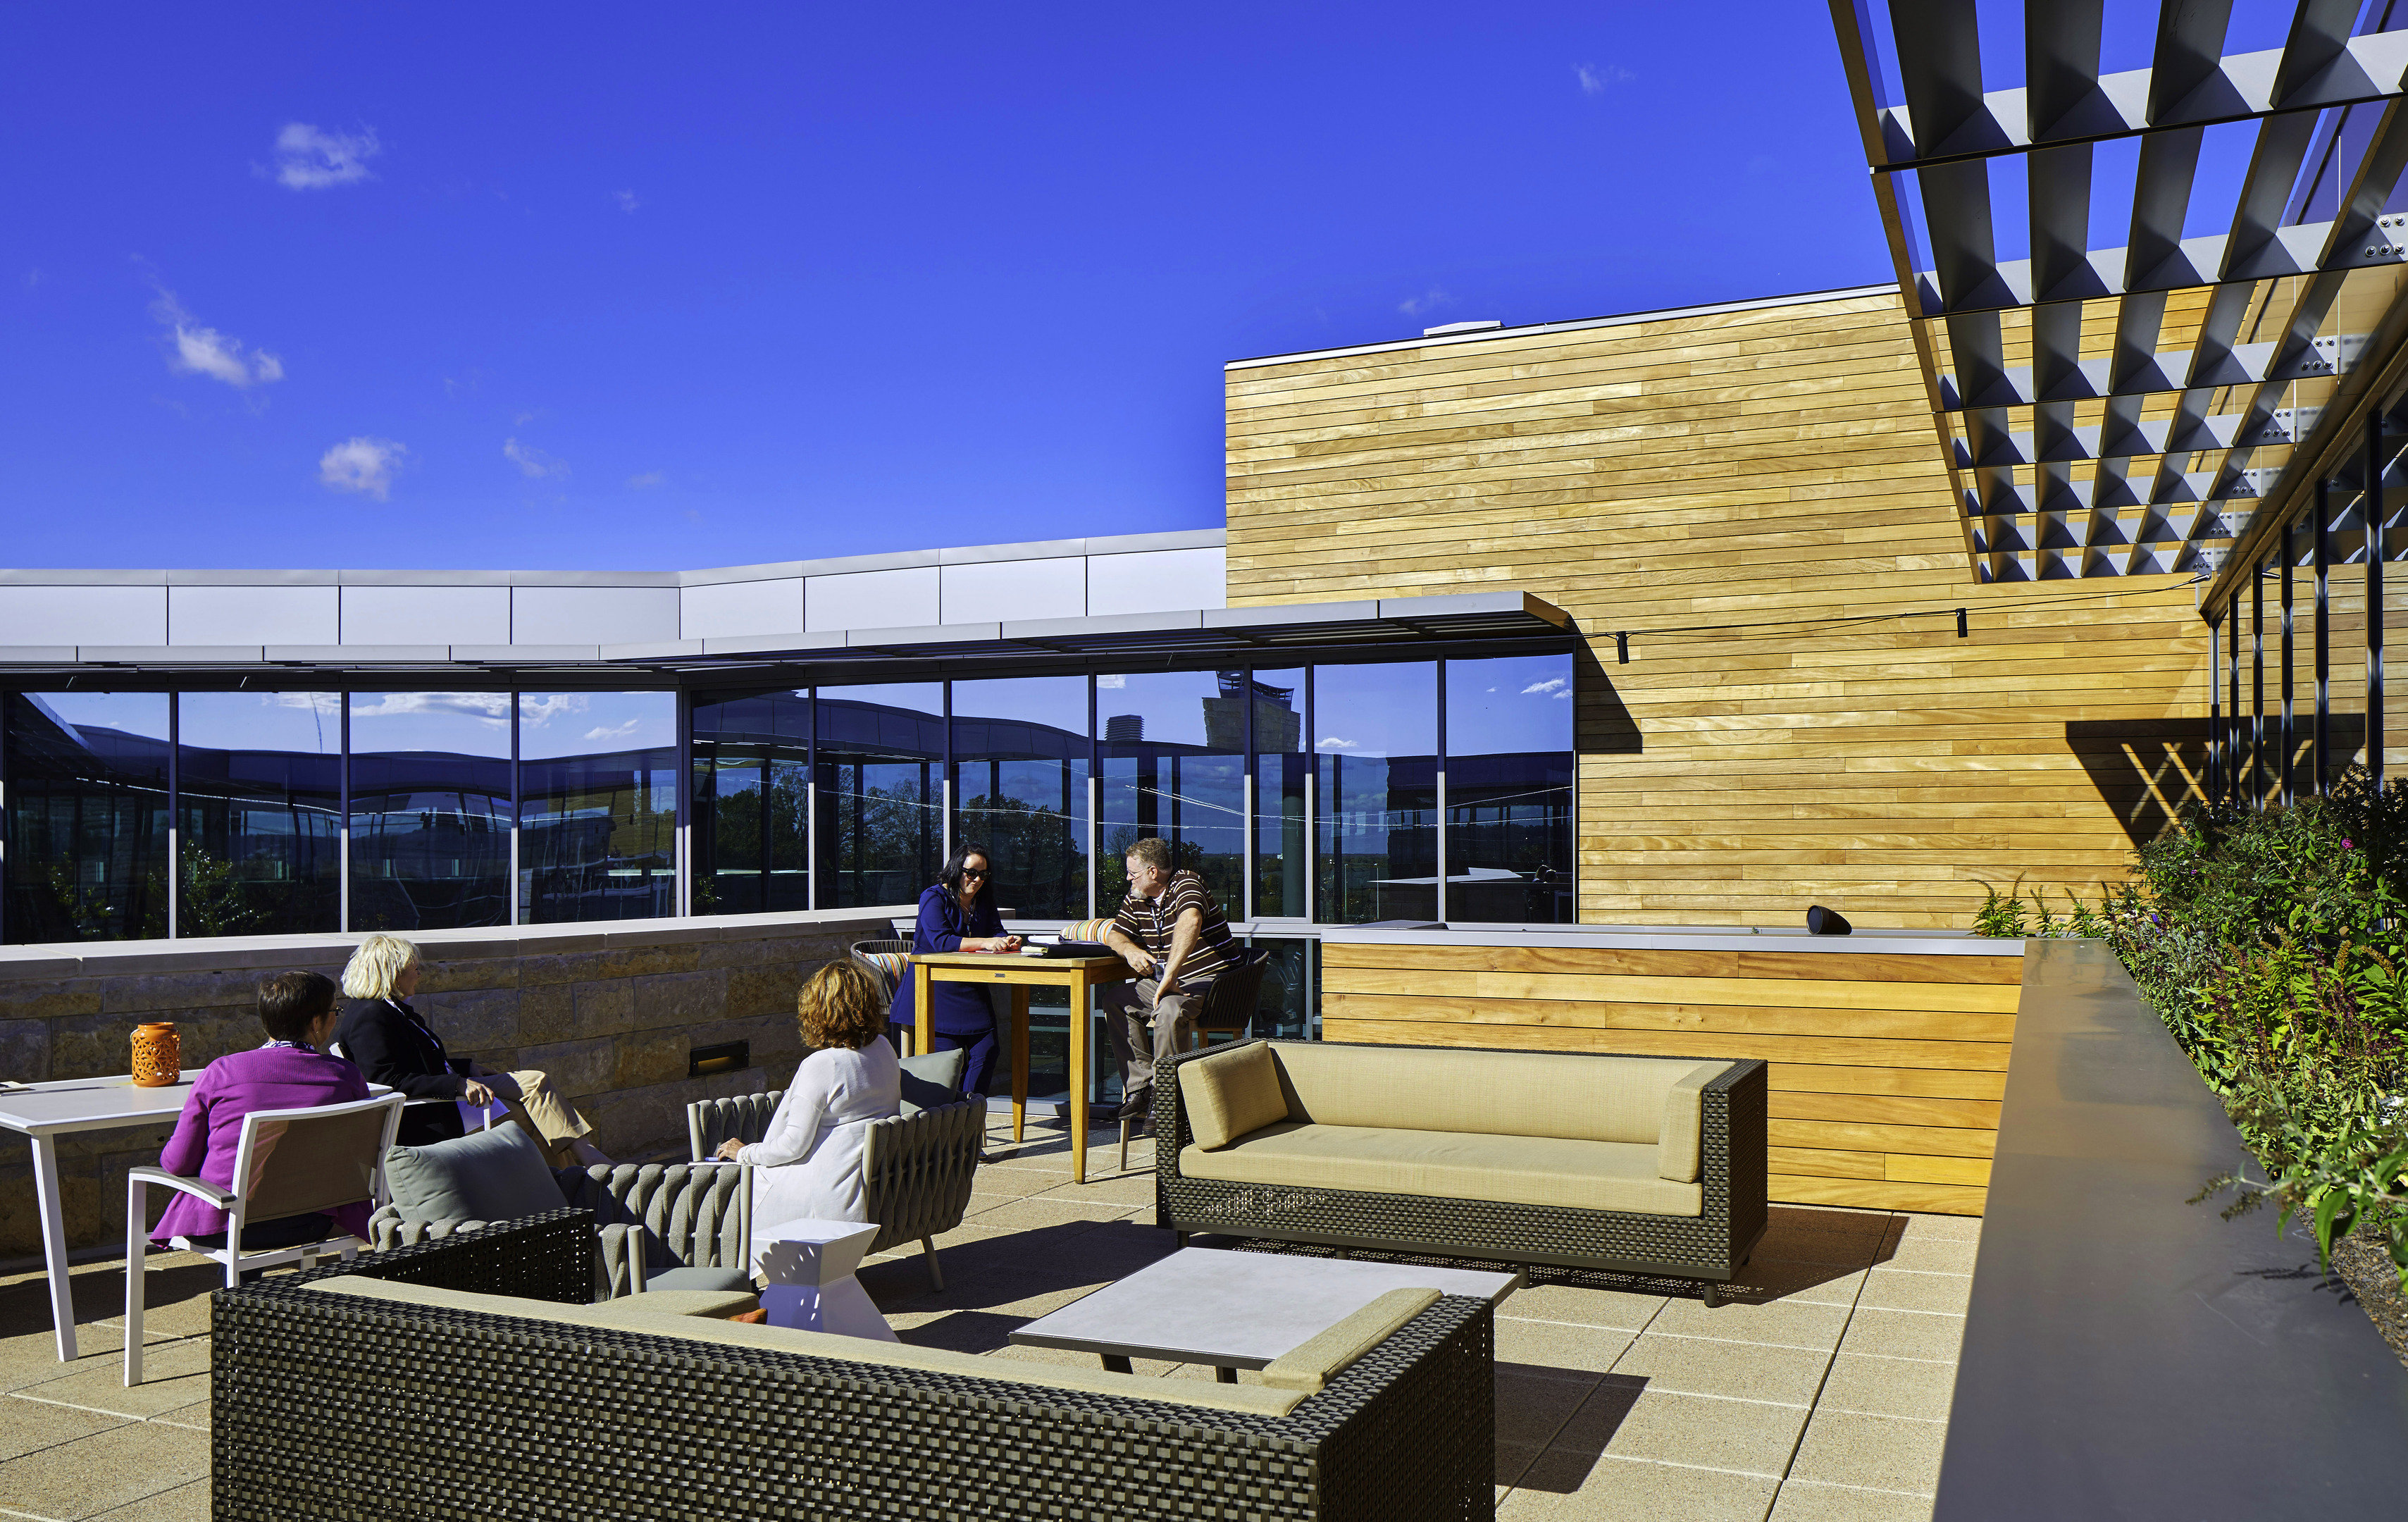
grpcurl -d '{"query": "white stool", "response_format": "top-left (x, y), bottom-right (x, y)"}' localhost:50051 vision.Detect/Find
top-left (748, 1216), bottom-right (895, 1342)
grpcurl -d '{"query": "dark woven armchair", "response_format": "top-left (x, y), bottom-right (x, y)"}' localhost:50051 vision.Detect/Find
top-left (213, 1212), bottom-right (1497, 1522)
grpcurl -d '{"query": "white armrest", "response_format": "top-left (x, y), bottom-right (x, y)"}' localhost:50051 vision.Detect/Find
top-left (126, 1165), bottom-right (235, 1211)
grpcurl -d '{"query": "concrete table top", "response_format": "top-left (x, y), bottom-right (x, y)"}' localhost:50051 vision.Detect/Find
top-left (1011, 1247), bottom-right (1520, 1371)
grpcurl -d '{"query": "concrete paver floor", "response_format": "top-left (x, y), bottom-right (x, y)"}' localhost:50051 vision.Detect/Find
top-left (0, 1116), bottom-right (1971, 1520)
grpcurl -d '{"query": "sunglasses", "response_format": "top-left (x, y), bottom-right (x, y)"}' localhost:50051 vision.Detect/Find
top-left (960, 867), bottom-right (989, 879)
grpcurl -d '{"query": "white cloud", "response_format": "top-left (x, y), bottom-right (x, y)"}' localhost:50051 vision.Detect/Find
top-left (347, 692), bottom-right (509, 723)
top-left (503, 437), bottom-right (568, 478)
top-left (583, 719), bottom-right (641, 741)
top-left (1576, 63), bottom-right (1634, 96)
top-left (517, 694), bottom-right (588, 727)
top-left (1317, 736), bottom-right (1358, 750)
top-left (264, 693), bottom-right (342, 714)
top-left (151, 289), bottom-right (283, 388)
top-left (266, 123), bottom-right (380, 190)
top-left (627, 471), bottom-right (666, 489)
top-left (1096, 673), bottom-right (1127, 689)
top-left (1398, 287), bottom-right (1451, 317)
top-left (614, 190), bottom-right (640, 213)
top-left (318, 436), bottom-right (406, 500)
top-left (1521, 677), bottom-right (1569, 697)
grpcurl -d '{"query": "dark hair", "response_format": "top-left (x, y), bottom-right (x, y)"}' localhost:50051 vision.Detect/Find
top-left (259, 970), bottom-right (339, 1044)
top-left (939, 841), bottom-right (993, 898)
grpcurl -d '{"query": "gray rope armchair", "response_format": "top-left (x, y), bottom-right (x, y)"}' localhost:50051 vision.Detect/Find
top-left (369, 1160), bottom-right (750, 1300)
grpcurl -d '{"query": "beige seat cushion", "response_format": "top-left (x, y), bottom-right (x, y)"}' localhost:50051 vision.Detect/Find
top-left (1180, 1123), bottom-right (1703, 1216)
top-left (303, 1276), bottom-right (1305, 1417)
top-left (1179, 1041), bottom-right (1291, 1149)
top-left (1261, 1288), bottom-right (1438, 1392)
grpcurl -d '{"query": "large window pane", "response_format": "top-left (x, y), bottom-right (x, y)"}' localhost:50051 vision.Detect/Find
top-left (3, 693), bottom-right (170, 943)
top-left (1446, 653), bottom-right (1576, 924)
top-left (519, 692), bottom-right (677, 924)
top-left (952, 676), bottom-right (1088, 920)
top-left (1315, 662), bottom-right (1437, 924)
top-left (1249, 669), bottom-right (1308, 919)
top-left (1250, 936), bottom-right (1318, 1041)
top-left (1097, 671), bottom-right (1245, 913)
top-left (178, 693), bottom-right (340, 936)
top-left (691, 688), bottom-right (809, 916)
top-left (347, 693), bottom-right (511, 932)
top-left (817, 683), bottom-right (943, 909)
top-left (2330, 478), bottom-right (2371, 786)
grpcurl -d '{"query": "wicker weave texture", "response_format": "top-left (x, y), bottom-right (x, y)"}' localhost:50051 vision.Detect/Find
top-left (213, 1216), bottom-right (1493, 1521)
top-left (1158, 1041), bottom-right (1770, 1282)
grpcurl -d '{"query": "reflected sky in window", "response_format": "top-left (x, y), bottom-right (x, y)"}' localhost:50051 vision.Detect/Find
top-left (27, 691), bottom-right (170, 743)
top-left (1312, 662), bottom-right (1435, 757)
top-left (1446, 654), bottom-right (1572, 757)
top-left (348, 692), bottom-right (511, 757)
top-left (1096, 671), bottom-right (1224, 748)
top-left (179, 692), bottom-right (340, 755)
top-left (521, 691), bottom-right (676, 760)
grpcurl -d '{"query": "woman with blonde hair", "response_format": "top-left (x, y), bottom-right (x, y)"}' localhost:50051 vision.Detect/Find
top-left (333, 932), bottom-right (609, 1165)
top-left (714, 959), bottom-right (900, 1229)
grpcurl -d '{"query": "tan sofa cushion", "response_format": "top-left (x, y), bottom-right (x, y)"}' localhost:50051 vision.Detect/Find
top-left (1657, 1062), bottom-right (1730, 1183)
top-left (1261, 1288), bottom-right (1439, 1392)
top-left (1267, 1043), bottom-right (1727, 1158)
top-left (303, 1276), bottom-right (1306, 1417)
top-left (1179, 1041), bottom-right (1291, 1149)
top-left (1180, 1123), bottom-right (1703, 1216)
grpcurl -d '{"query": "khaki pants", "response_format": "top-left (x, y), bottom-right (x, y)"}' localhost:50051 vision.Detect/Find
top-left (1100, 977), bottom-right (1215, 1103)
top-left (488, 1070), bottom-right (594, 1160)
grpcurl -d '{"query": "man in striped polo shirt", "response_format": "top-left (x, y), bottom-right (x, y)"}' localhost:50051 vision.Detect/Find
top-left (1098, 835), bottom-right (1236, 1128)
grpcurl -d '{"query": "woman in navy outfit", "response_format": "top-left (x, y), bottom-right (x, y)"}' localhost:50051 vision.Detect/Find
top-left (889, 843), bottom-right (1020, 1096)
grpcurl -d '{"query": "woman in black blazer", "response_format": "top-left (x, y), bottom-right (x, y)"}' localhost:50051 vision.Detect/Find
top-left (333, 933), bottom-right (609, 1163)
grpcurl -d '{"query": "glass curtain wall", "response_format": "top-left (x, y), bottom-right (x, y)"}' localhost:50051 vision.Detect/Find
top-left (1250, 668), bottom-right (1309, 919)
top-left (817, 683), bottom-right (944, 909)
top-left (1097, 671), bottom-right (1246, 912)
top-left (1445, 652), bottom-right (1577, 924)
top-left (177, 693), bottom-right (341, 936)
top-left (519, 692), bottom-right (678, 923)
top-left (690, 688), bottom-right (809, 916)
top-left (347, 693), bottom-right (512, 932)
top-left (950, 676), bottom-right (1088, 919)
top-left (1315, 662), bottom-right (1438, 923)
top-left (1, 693), bottom-right (170, 942)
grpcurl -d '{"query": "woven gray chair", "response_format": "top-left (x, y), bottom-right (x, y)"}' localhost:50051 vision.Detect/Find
top-left (1120, 948), bottom-right (1273, 1171)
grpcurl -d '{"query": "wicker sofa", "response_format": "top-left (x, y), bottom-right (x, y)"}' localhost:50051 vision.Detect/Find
top-left (213, 1211), bottom-right (1496, 1521)
top-left (1158, 1039), bottom-right (1768, 1304)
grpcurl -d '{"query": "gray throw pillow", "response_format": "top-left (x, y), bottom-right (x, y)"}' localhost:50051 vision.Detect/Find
top-left (386, 1123), bottom-right (564, 1225)
top-left (898, 1047), bottom-right (968, 1115)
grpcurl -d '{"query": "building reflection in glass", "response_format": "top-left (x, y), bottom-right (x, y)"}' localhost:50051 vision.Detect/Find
top-left (521, 692), bottom-right (678, 923)
top-left (1445, 653), bottom-right (1576, 924)
top-left (950, 676), bottom-right (1088, 920)
top-left (1315, 662), bottom-right (1438, 924)
top-left (2, 693), bottom-right (171, 943)
top-left (178, 692), bottom-right (341, 936)
top-left (817, 683), bottom-right (944, 909)
top-left (347, 693), bottom-right (512, 932)
top-left (1098, 670), bottom-right (1246, 913)
top-left (1248, 668), bottom-right (1308, 917)
top-left (690, 688), bottom-right (809, 915)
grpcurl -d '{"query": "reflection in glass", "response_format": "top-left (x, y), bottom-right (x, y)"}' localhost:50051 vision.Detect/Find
top-left (178, 693), bottom-right (340, 936)
top-left (951, 677), bottom-right (1088, 919)
top-left (817, 683), bottom-right (944, 908)
top-left (519, 692), bottom-right (678, 923)
top-left (1097, 670), bottom-right (1245, 913)
top-left (1248, 669), bottom-right (1308, 918)
top-left (348, 692), bottom-right (512, 932)
top-left (691, 689), bottom-right (809, 915)
top-left (2329, 473), bottom-right (2371, 787)
top-left (1315, 662), bottom-right (1437, 924)
top-left (1446, 653), bottom-right (1576, 924)
top-left (1249, 936), bottom-right (1318, 1041)
top-left (2, 693), bottom-right (170, 943)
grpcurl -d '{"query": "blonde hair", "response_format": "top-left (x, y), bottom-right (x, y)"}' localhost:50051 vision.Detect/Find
top-left (798, 960), bottom-right (888, 1051)
top-left (341, 934), bottom-right (421, 1001)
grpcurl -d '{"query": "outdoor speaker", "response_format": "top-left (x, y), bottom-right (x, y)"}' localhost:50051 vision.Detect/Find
top-left (1806, 905), bottom-right (1851, 936)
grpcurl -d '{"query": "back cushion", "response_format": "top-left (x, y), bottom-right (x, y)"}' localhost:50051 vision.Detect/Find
top-left (898, 1048), bottom-right (967, 1115)
top-left (385, 1123), bottom-right (564, 1224)
top-left (1180, 1041), bottom-right (1292, 1149)
top-left (1269, 1043), bottom-right (1725, 1146)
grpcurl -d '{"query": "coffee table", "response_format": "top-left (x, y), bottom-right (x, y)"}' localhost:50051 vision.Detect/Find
top-left (749, 1215), bottom-right (896, 1342)
top-left (1010, 1247), bottom-right (1520, 1380)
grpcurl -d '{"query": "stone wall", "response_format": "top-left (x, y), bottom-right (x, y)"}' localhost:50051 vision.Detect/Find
top-left (0, 908), bottom-right (902, 1261)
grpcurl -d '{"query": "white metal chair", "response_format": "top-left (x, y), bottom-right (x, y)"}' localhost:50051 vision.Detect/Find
top-left (124, 1091), bottom-right (404, 1384)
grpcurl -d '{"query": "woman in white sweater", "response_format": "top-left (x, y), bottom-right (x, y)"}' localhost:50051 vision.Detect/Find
top-left (716, 960), bottom-right (902, 1229)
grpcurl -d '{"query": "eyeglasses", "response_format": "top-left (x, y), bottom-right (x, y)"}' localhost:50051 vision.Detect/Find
top-left (960, 867), bottom-right (989, 879)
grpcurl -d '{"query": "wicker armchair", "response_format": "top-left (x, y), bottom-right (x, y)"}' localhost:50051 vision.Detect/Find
top-left (368, 1161), bottom-right (750, 1300)
top-left (684, 1092), bottom-right (983, 1290)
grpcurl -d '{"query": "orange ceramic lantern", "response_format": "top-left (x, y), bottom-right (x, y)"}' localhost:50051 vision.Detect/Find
top-left (130, 1022), bottom-right (181, 1087)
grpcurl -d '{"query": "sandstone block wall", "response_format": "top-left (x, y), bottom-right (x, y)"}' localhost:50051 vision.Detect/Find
top-left (0, 909), bottom-right (898, 1261)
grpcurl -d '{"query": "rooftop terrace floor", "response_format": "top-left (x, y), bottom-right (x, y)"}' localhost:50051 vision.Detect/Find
top-left (0, 1115), bottom-right (1973, 1521)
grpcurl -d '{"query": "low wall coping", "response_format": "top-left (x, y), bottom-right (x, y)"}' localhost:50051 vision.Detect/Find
top-left (1315, 924), bottom-right (2025, 957)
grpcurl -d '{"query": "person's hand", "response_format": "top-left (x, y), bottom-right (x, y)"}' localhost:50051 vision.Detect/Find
top-left (999, 934), bottom-right (1024, 952)
top-left (714, 1139), bottom-right (745, 1162)
top-left (1158, 967), bottom-right (1181, 997)
top-left (1124, 946), bottom-right (1158, 976)
top-left (460, 1078), bottom-right (495, 1108)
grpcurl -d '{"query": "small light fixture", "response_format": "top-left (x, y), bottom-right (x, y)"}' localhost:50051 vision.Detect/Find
top-left (1615, 632), bottom-right (1630, 664)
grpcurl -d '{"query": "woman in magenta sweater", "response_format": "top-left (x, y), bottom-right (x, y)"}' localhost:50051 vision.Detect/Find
top-left (151, 970), bottom-right (373, 1251)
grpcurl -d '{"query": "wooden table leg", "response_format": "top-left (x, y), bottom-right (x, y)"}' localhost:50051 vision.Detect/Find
top-left (1069, 973), bottom-right (1088, 1184)
top-left (1010, 987), bottom-right (1029, 1144)
top-left (913, 965), bottom-right (933, 1063)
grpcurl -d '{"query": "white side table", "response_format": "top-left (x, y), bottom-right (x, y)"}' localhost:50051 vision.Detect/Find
top-left (749, 1215), bottom-right (895, 1342)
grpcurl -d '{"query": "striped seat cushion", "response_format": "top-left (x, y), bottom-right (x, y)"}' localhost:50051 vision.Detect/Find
top-left (1059, 918), bottom-right (1116, 946)
top-left (852, 951), bottom-right (912, 986)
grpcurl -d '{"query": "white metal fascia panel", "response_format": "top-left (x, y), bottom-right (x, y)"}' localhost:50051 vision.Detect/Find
top-left (0, 584), bottom-right (168, 646)
top-left (681, 577), bottom-right (805, 641)
top-left (168, 584), bottom-right (340, 645)
top-left (511, 585), bottom-right (681, 645)
top-left (1086, 547), bottom-right (1227, 616)
top-left (805, 566), bottom-right (940, 633)
top-left (341, 585), bottom-right (512, 646)
top-left (940, 557), bottom-right (1086, 624)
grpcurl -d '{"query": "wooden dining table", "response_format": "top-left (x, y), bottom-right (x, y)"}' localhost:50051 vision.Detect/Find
top-left (909, 950), bottom-right (1137, 1184)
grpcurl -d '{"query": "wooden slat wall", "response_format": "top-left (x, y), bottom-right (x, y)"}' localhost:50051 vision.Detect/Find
top-left (1225, 290), bottom-right (2212, 928)
top-left (1321, 941), bottom-right (2025, 1214)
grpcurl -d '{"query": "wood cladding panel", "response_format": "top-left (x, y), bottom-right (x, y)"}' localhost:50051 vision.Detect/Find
top-left (1225, 290), bottom-right (2211, 930)
top-left (1322, 941), bottom-right (2023, 1214)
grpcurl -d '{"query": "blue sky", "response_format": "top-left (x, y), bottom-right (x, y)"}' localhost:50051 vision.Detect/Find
top-left (0, 4), bottom-right (1887, 573)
